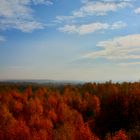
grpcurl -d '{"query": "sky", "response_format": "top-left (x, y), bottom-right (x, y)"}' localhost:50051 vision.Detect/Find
top-left (0, 0), bottom-right (140, 82)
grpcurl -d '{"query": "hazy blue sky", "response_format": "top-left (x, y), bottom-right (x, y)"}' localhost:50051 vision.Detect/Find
top-left (0, 0), bottom-right (140, 82)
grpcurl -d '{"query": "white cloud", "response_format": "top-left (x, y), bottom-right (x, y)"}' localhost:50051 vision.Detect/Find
top-left (0, 0), bottom-right (52, 32)
top-left (82, 0), bottom-right (134, 2)
top-left (111, 21), bottom-right (127, 29)
top-left (83, 34), bottom-right (140, 60)
top-left (59, 23), bottom-right (109, 35)
top-left (73, 2), bottom-right (130, 16)
top-left (59, 21), bottom-right (126, 35)
top-left (32, 0), bottom-right (53, 5)
top-left (0, 35), bottom-right (6, 42)
top-left (59, 25), bottom-right (77, 34)
top-left (0, 18), bottom-right (44, 32)
top-left (119, 61), bottom-right (140, 66)
top-left (56, 1), bottom-right (131, 22)
top-left (101, 0), bottom-right (133, 2)
top-left (134, 7), bottom-right (140, 14)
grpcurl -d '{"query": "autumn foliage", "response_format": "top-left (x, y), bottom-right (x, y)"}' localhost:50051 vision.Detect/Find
top-left (0, 82), bottom-right (140, 140)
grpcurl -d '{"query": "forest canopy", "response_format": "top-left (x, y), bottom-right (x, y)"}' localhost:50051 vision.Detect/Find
top-left (0, 82), bottom-right (140, 140)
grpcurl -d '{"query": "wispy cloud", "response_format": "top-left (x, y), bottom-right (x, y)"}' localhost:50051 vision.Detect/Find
top-left (59, 23), bottom-right (109, 35)
top-left (83, 34), bottom-right (140, 60)
top-left (32, 0), bottom-right (53, 5)
top-left (58, 21), bottom-right (126, 35)
top-left (0, 0), bottom-right (52, 32)
top-left (0, 35), bottom-right (6, 42)
top-left (73, 1), bottom-right (130, 16)
top-left (134, 7), bottom-right (140, 14)
top-left (119, 61), bottom-right (140, 66)
top-left (110, 21), bottom-right (127, 29)
top-left (81, 0), bottom-right (134, 3)
top-left (56, 1), bottom-right (132, 22)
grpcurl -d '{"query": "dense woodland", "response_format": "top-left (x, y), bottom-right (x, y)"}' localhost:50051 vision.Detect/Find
top-left (0, 82), bottom-right (140, 140)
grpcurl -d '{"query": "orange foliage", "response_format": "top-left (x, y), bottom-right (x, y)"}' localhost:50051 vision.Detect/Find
top-left (112, 130), bottom-right (128, 140)
top-left (0, 82), bottom-right (140, 139)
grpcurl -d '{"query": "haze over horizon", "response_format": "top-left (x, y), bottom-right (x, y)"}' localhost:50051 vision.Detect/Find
top-left (0, 0), bottom-right (140, 81)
